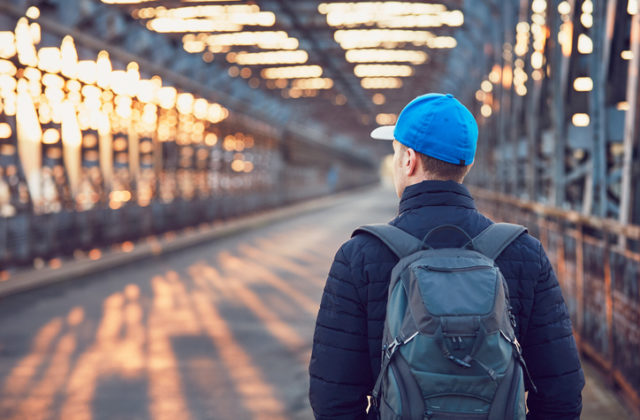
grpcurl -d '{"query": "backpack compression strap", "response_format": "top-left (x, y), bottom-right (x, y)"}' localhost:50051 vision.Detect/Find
top-left (353, 224), bottom-right (423, 259)
top-left (471, 223), bottom-right (527, 260)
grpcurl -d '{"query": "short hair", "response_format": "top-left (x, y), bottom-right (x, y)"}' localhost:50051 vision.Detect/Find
top-left (398, 143), bottom-right (471, 182)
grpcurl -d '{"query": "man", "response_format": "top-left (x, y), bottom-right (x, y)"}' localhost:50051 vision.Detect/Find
top-left (309, 93), bottom-right (584, 419)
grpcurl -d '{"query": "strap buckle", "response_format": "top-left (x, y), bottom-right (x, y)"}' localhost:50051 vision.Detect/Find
top-left (383, 337), bottom-right (401, 359)
top-left (383, 331), bottom-right (419, 359)
top-left (500, 330), bottom-right (538, 394)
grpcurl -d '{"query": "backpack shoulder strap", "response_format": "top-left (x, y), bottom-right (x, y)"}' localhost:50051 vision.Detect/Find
top-left (471, 223), bottom-right (527, 260)
top-left (353, 224), bottom-right (423, 259)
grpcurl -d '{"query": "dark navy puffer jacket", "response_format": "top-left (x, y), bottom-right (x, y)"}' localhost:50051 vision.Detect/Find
top-left (309, 180), bottom-right (584, 419)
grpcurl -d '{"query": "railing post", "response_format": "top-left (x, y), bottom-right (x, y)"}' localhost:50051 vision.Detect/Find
top-left (538, 215), bottom-right (548, 251)
top-left (603, 231), bottom-right (614, 384)
top-left (557, 222), bottom-right (566, 289)
top-left (575, 225), bottom-right (584, 342)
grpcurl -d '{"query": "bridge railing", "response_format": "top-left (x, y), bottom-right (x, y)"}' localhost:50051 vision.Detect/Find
top-left (471, 187), bottom-right (640, 411)
top-left (0, 154), bottom-right (377, 271)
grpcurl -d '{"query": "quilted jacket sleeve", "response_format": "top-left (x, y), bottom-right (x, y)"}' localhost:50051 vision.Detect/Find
top-left (524, 243), bottom-right (585, 419)
top-left (309, 245), bottom-right (372, 420)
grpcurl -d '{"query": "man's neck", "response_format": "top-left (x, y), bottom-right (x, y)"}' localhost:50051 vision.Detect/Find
top-left (408, 174), bottom-right (463, 184)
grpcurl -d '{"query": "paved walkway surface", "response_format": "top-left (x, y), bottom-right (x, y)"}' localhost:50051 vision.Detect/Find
top-left (0, 186), bottom-right (636, 419)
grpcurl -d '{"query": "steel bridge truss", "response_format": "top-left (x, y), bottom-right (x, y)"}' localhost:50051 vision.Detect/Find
top-left (468, 0), bottom-right (640, 230)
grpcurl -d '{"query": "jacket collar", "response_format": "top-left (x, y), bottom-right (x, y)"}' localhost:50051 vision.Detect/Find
top-left (398, 180), bottom-right (476, 214)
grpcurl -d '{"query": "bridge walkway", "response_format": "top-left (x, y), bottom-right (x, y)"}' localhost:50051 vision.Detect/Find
top-left (0, 186), bottom-right (635, 419)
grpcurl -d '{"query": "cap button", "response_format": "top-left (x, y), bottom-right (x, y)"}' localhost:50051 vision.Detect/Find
top-left (446, 93), bottom-right (453, 98)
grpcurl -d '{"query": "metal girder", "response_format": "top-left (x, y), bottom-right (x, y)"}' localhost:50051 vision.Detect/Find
top-left (620, 12), bottom-right (640, 228)
top-left (122, 26), bottom-right (156, 58)
top-left (269, 0), bottom-right (374, 114)
top-left (552, 0), bottom-right (576, 208)
top-left (589, 0), bottom-right (617, 217)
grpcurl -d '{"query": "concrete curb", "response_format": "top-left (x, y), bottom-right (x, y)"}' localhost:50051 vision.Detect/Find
top-left (0, 187), bottom-right (372, 298)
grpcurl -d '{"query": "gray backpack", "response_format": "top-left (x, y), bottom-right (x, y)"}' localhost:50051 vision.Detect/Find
top-left (354, 223), bottom-right (537, 420)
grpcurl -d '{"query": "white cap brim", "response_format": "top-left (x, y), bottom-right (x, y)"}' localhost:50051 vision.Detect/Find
top-left (370, 125), bottom-right (395, 140)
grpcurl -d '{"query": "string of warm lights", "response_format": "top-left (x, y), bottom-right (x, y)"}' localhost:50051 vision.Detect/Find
top-left (227, 50), bottom-right (309, 66)
top-left (476, 1), bottom-right (551, 116)
top-left (476, 0), bottom-right (600, 125)
top-left (345, 49), bottom-right (427, 64)
top-left (134, 4), bottom-right (268, 20)
top-left (0, 7), bottom-right (288, 217)
top-left (194, 31), bottom-right (299, 51)
top-left (570, 0), bottom-right (594, 128)
top-left (353, 64), bottom-right (414, 78)
top-left (557, 1), bottom-right (574, 58)
top-left (375, 112), bottom-right (397, 125)
top-left (360, 77), bottom-right (403, 90)
top-left (318, 2), bottom-right (461, 102)
top-left (261, 65), bottom-right (323, 80)
top-left (141, 5), bottom-right (277, 33)
top-left (511, 19), bottom-right (532, 97)
top-left (101, 0), bottom-right (161, 3)
top-left (108, 0), bottom-right (461, 102)
top-left (318, 2), bottom-right (462, 28)
top-left (319, 2), bottom-right (448, 15)
top-left (529, 0), bottom-right (548, 75)
top-left (291, 78), bottom-right (334, 90)
top-left (326, 12), bottom-right (464, 28)
top-left (333, 29), bottom-right (456, 50)
top-left (112, 1), bottom-right (325, 99)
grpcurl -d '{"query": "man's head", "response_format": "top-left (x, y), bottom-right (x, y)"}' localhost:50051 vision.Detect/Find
top-left (371, 93), bottom-right (478, 197)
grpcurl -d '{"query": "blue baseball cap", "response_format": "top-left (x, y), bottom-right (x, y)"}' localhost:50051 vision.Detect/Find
top-left (370, 93), bottom-right (478, 166)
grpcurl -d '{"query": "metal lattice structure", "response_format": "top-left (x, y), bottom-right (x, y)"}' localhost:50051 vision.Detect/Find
top-left (465, 0), bottom-right (640, 230)
top-left (4, 0), bottom-right (640, 225)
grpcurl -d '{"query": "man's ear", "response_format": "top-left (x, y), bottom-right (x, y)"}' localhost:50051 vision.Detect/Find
top-left (406, 147), bottom-right (419, 176)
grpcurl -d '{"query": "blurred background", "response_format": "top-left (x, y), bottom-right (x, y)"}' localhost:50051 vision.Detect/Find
top-left (0, 0), bottom-right (639, 419)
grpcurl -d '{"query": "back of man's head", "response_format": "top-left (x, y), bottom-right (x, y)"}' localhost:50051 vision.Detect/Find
top-left (399, 144), bottom-right (471, 183)
top-left (371, 93), bottom-right (478, 184)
